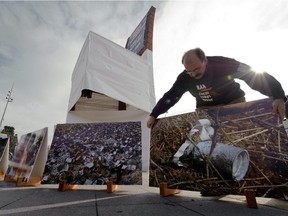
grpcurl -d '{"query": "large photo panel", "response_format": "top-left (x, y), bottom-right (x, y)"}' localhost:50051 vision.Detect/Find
top-left (6, 127), bottom-right (48, 182)
top-left (42, 121), bottom-right (142, 185)
top-left (149, 98), bottom-right (288, 200)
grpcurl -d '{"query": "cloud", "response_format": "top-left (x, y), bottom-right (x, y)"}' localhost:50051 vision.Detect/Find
top-left (250, 0), bottom-right (288, 31)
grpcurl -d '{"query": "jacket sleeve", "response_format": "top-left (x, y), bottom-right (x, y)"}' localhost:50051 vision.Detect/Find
top-left (150, 73), bottom-right (188, 118)
top-left (234, 63), bottom-right (286, 101)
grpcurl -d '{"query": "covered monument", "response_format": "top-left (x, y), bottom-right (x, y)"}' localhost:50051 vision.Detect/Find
top-left (66, 7), bottom-right (156, 171)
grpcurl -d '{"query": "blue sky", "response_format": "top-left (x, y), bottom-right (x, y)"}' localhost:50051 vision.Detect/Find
top-left (1, 0), bottom-right (287, 142)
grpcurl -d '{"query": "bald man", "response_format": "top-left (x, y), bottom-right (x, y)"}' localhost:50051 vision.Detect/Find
top-left (147, 48), bottom-right (286, 128)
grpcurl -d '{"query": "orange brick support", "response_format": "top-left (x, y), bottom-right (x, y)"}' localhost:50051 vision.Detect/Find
top-left (0, 171), bottom-right (5, 179)
top-left (16, 176), bottom-right (41, 187)
top-left (4, 175), bottom-right (17, 183)
top-left (107, 181), bottom-right (118, 193)
top-left (58, 180), bottom-right (77, 192)
top-left (159, 182), bottom-right (181, 196)
top-left (244, 189), bottom-right (258, 208)
top-left (58, 180), bottom-right (67, 191)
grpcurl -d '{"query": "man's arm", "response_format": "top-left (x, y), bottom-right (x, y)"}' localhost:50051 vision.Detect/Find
top-left (236, 63), bottom-right (286, 100)
top-left (150, 86), bottom-right (185, 118)
top-left (236, 63), bottom-right (286, 119)
top-left (148, 74), bottom-right (188, 127)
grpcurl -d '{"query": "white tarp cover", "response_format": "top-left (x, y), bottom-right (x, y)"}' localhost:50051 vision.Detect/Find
top-left (68, 31), bottom-right (156, 112)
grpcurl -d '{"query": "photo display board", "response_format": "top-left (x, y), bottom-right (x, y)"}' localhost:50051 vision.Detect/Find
top-left (6, 127), bottom-right (48, 182)
top-left (149, 98), bottom-right (288, 200)
top-left (42, 121), bottom-right (142, 185)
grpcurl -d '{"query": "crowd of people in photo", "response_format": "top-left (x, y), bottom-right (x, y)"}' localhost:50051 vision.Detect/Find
top-left (42, 121), bottom-right (142, 185)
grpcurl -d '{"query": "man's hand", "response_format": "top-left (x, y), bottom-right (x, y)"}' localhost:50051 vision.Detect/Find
top-left (147, 116), bottom-right (156, 128)
top-left (272, 98), bottom-right (285, 121)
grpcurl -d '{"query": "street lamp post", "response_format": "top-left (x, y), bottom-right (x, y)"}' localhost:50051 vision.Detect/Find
top-left (0, 85), bottom-right (14, 129)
